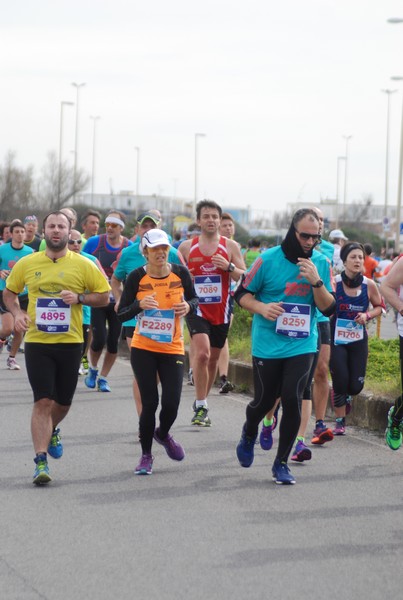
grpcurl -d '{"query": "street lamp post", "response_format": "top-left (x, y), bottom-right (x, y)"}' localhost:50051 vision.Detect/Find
top-left (134, 146), bottom-right (140, 199)
top-left (336, 156), bottom-right (346, 228)
top-left (90, 116), bottom-right (100, 205)
top-left (381, 89), bottom-right (397, 217)
top-left (342, 135), bottom-right (352, 213)
top-left (71, 82), bottom-right (86, 201)
top-left (389, 20), bottom-right (403, 249)
top-left (58, 101), bottom-right (74, 205)
top-left (194, 133), bottom-right (206, 215)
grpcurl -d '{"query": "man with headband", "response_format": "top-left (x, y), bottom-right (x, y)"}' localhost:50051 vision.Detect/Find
top-left (83, 210), bottom-right (133, 392)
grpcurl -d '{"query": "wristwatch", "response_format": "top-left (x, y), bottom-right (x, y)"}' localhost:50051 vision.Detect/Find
top-left (227, 262), bottom-right (235, 273)
top-left (77, 293), bottom-right (86, 304)
top-left (312, 279), bottom-right (324, 288)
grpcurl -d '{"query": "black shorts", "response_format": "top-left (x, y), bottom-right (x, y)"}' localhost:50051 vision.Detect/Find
top-left (186, 313), bottom-right (230, 349)
top-left (0, 291), bottom-right (28, 314)
top-left (24, 342), bottom-right (82, 406)
top-left (122, 326), bottom-right (135, 340)
top-left (318, 321), bottom-right (331, 346)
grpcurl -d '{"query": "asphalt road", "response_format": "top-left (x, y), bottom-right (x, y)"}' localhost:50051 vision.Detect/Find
top-left (1, 349), bottom-right (403, 600)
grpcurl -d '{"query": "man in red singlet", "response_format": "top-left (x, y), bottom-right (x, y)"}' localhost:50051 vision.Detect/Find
top-left (178, 200), bottom-right (245, 426)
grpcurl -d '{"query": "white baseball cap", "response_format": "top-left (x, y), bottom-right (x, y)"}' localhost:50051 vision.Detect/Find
top-left (141, 228), bottom-right (171, 251)
top-left (329, 229), bottom-right (348, 241)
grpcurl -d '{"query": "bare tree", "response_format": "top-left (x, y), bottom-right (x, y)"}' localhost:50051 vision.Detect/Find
top-left (37, 151), bottom-right (90, 211)
top-left (0, 151), bottom-right (37, 219)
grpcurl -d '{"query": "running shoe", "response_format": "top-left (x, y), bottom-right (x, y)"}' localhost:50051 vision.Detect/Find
top-left (97, 377), bottom-right (111, 392)
top-left (85, 367), bottom-right (98, 389)
top-left (385, 406), bottom-right (403, 451)
top-left (311, 421), bottom-right (334, 445)
top-left (6, 356), bottom-right (20, 370)
top-left (191, 406), bottom-right (211, 427)
top-left (187, 369), bottom-right (194, 386)
top-left (81, 355), bottom-right (89, 375)
top-left (333, 417), bottom-right (346, 436)
top-left (236, 426), bottom-right (256, 467)
top-left (291, 440), bottom-right (312, 462)
top-left (33, 454), bottom-right (51, 485)
top-left (135, 454), bottom-right (154, 475)
top-left (272, 459), bottom-right (296, 485)
top-left (154, 428), bottom-right (185, 461)
top-left (219, 379), bottom-right (234, 394)
top-left (259, 421), bottom-right (275, 451)
top-left (48, 428), bottom-right (63, 459)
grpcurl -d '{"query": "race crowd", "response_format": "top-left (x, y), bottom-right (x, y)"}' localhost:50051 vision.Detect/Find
top-left (1, 203), bottom-right (403, 486)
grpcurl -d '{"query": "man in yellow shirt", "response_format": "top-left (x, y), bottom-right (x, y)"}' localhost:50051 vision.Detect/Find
top-left (4, 211), bottom-right (110, 486)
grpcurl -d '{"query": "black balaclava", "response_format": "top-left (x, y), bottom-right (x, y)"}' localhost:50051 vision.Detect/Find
top-left (281, 221), bottom-right (317, 264)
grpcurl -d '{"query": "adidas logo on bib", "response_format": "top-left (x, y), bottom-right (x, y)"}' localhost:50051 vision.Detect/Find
top-left (290, 305), bottom-right (301, 314)
top-left (48, 300), bottom-right (59, 307)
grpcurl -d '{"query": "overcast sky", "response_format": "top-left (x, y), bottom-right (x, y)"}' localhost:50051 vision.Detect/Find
top-left (2, 0), bottom-right (403, 218)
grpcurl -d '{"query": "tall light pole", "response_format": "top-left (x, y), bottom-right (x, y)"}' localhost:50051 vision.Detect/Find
top-left (381, 89), bottom-right (397, 216)
top-left (389, 20), bottom-right (403, 249)
top-left (90, 116), bottom-right (100, 204)
top-left (194, 133), bottom-right (206, 215)
top-left (342, 135), bottom-right (352, 213)
top-left (134, 146), bottom-right (140, 199)
top-left (336, 156), bottom-right (346, 228)
top-left (71, 82), bottom-right (86, 200)
top-left (58, 101), bottom-right (74, 205)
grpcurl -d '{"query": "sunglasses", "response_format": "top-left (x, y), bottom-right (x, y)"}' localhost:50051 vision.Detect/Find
top-left (296, 231), bottom-right (321, 241)
top-left (106, 222), bottom-right (120, 228)
top-left (68, 239), bottom-right (82, 245)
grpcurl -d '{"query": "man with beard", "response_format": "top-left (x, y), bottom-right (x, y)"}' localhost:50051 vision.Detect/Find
top-left (234, 208), bottom-right (335, 485)
top-left (4, 211), bottom-right (110, 485)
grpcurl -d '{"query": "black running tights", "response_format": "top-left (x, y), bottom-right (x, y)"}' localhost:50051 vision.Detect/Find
top-left (245, 353), bottom-right (314, 463)
top-left (130, 348), bottom-right (185, 454)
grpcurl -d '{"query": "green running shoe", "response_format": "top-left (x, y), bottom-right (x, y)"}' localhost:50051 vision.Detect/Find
top-left (191, 406), bottom-right (211, 427)
top-left (33, 454), bottom-right (52, 485)
top-left (385, 407), bottom-right (403, 451)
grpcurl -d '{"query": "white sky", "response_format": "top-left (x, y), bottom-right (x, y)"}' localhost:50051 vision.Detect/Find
top-left (2, 0), bottom-right (403, 218)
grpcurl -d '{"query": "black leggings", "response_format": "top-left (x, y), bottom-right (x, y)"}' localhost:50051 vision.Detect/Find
top-left (244, 353), bottom-right (314, 463)
top-left (90, 303), bottom-right (122, 354)
top-left (130, 348), bottom-right (185, 454)
top-left (329, 337), bottom-right (368, 407)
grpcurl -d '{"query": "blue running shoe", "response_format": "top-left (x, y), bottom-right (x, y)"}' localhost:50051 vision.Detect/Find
top-left (291, 440), bottom-right (312, 462)
top-left (33, 454), bottom-right (51, 485)
top-left (272, 458), bottom-right (296, 485)
top-left (85, 367), bottom-right (98, 389)
top-left (236, 426), bottom-right (256, 467)
top-left (259, 420), bottom-right (275, 451)
top-left (135, 454), bottom-right (154, 475)
top-left (48, 428), bottom-right (63, 459)
top-left (97, 377), bottom-right (111, 392)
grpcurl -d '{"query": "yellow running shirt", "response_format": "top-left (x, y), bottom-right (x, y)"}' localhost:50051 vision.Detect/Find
top-left (6, 251), bottom-right (110, 344)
